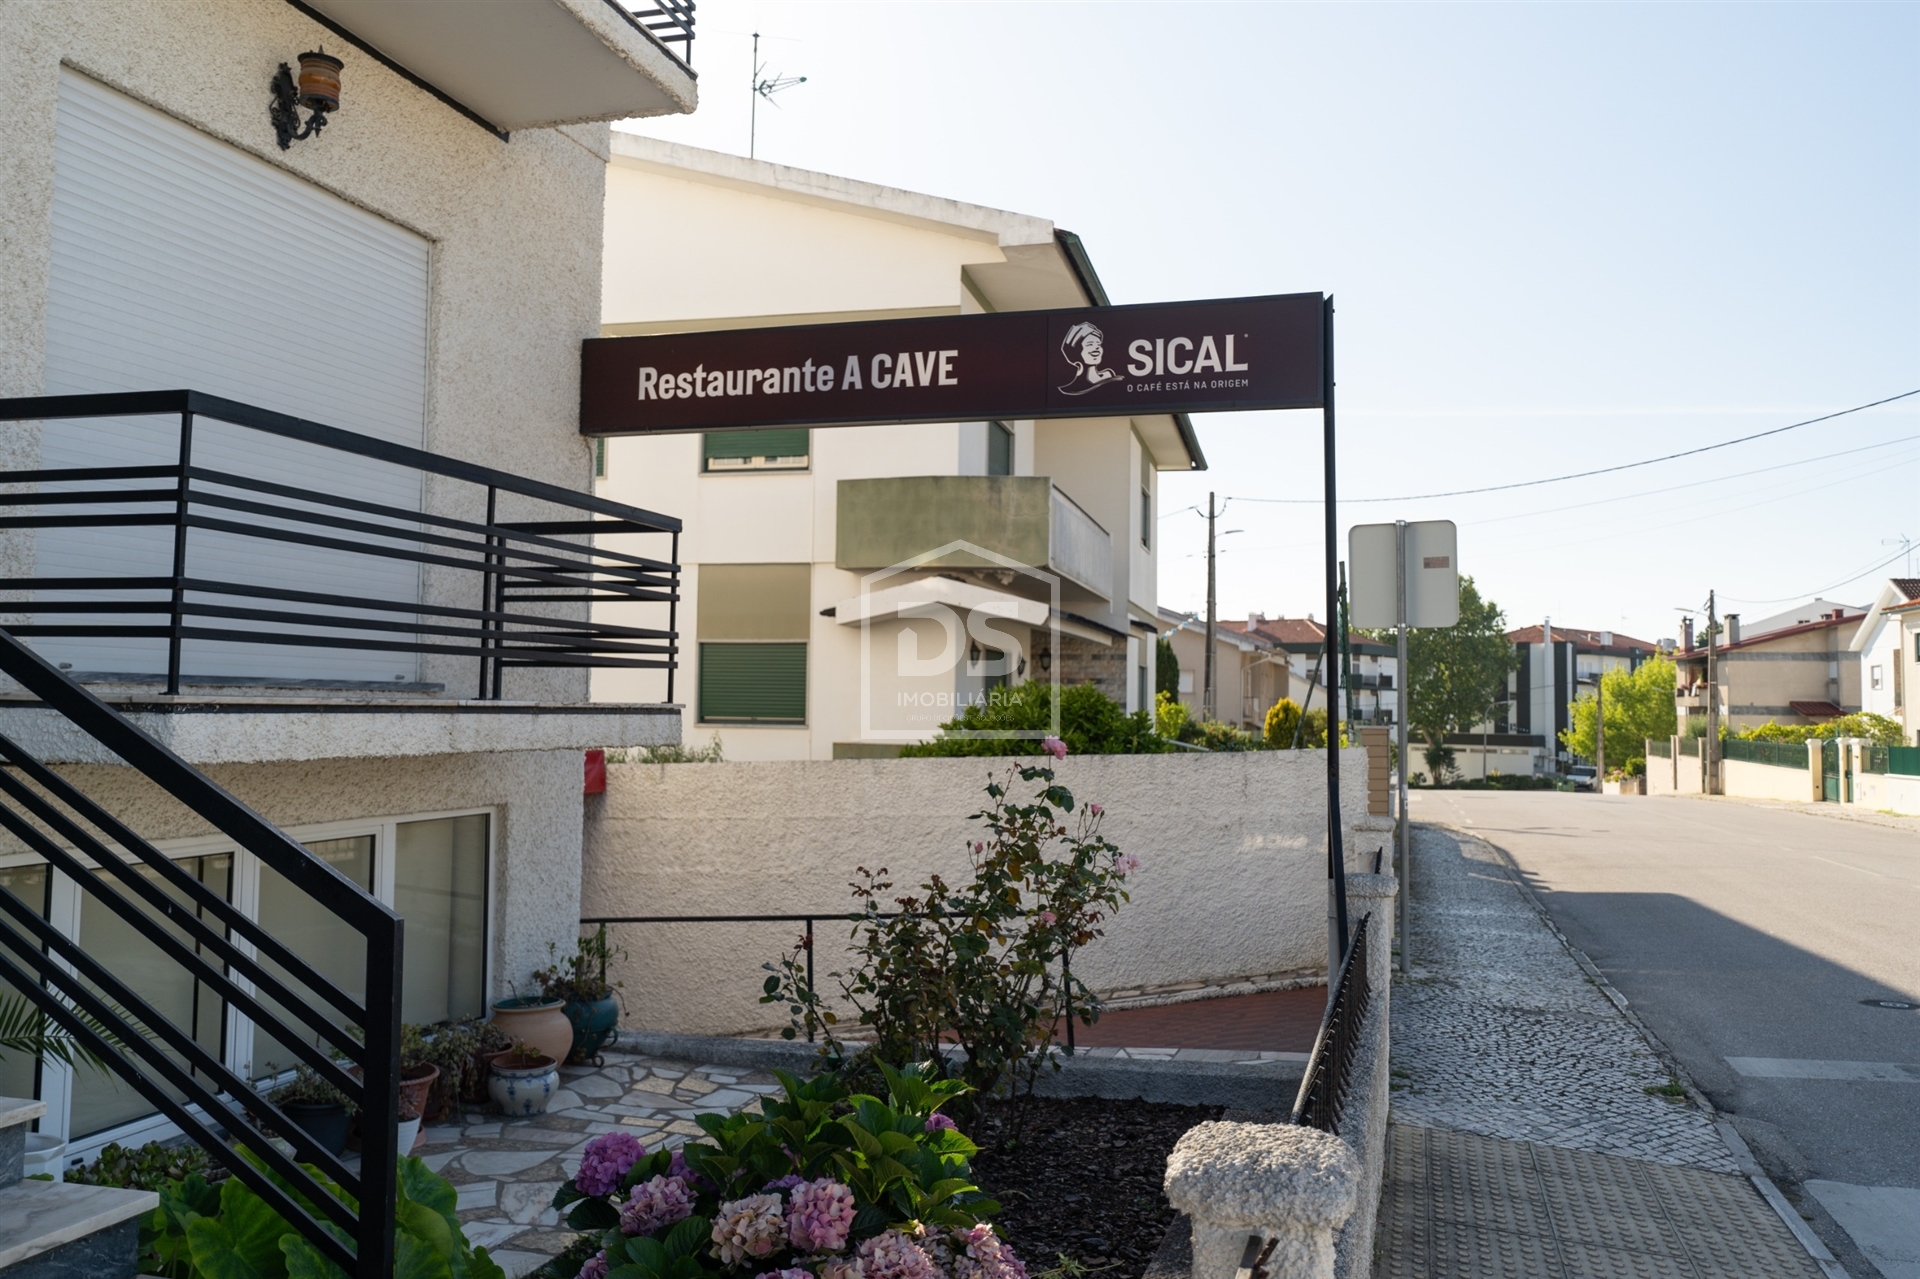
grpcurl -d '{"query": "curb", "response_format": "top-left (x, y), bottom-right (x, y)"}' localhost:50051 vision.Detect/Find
top-left (617, 1030), bottom-right (1307, 1111)
top-left (1423, 821), bottom-right (1851, 1279)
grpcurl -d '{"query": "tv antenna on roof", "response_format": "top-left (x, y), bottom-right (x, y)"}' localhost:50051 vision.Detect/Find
top-left (1884, 534), bottom-right (1914, 577)
top-left (750, 32), bottom-right (806, 160)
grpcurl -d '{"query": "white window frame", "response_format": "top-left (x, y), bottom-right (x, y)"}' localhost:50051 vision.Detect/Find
top-left (0, 806), bottom-right (496, 1161)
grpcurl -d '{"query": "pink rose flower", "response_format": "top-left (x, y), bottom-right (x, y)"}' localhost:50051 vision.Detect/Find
top-left (1113, 852), bottom-right (1140, 876)
top-left (1037, 910), bottom-right (1057, 927)
top-left (1041, 736), bottom-right (1067, 760)
top-left (1089, 803), bottom-right (1103, 816)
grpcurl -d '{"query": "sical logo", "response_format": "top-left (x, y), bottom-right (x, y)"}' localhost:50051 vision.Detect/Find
top-left (1057, 321), bottom-right (1252, 397)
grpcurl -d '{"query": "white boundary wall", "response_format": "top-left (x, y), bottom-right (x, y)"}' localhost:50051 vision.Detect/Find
top-left (583, 750), bottom-right (1375, 1036)
top-left (1722, 758), bottom-right (1817, 803)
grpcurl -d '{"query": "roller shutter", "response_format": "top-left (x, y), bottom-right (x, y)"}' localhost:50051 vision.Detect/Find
top-left (38, 70), bottom-right (430, 684)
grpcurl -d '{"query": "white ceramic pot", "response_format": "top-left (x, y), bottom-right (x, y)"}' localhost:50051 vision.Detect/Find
top-left (396, 1116), bottom-right (423, 1156)
top-left (23, 1133), bottom-right (67, 1181)
top-left (488, 1055), bottom-right (560, 1116)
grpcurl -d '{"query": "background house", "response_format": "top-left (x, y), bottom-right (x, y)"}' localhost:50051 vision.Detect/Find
top-left (1675, 604), bottom-right (1865, 733)
top-left (0, 0), bottom-right (692, 1167)
top-left (1498, 625), bottom-right (1655, 770)
top-left (591, 136), bottom-right (1204, 758)
top-left (1851, 579), bottom-right (1920, 742)
top-left (1157, 613), bottom-right (1396, 732)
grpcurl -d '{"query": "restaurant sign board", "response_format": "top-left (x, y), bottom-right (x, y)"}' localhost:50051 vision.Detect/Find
top-left (580, 292), bottom-right (1325, 435)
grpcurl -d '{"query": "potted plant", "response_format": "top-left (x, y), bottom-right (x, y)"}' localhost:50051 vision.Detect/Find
top-left (268, 1064), bottom-right (354, 1156)
top-left (487, 1041), bottom-right (560, 1116)
top-left (409, 1017), bottom-right (512, 1122)
top-left (488, 982), bottom-right (574, 1065)
top-left (2, 991), bottom-right (131, 1178)
top-left (531, 926), bottom-right (625, 1065)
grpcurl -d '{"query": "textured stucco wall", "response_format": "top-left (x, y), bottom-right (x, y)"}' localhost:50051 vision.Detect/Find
top-left (583, 750), bottom-right (1377, 1036)
top-left (0, 0), bottom-right (627, 703)
top-left (1848, 770), bottom-right (1920, 815)
top-left (1, 750), bottom-right (584, 1001)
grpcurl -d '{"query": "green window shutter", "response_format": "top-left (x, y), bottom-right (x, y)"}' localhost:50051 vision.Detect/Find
top-left (704, 428), bottom-right (810, 462)
top-left (700, 642), bottom-right (806, 722)
top-left (987, 421), bottom-right (1013, 476)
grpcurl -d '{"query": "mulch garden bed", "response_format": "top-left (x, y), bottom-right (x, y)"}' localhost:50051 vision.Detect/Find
top-left (968, 1096), bottom-right (1224, 1279)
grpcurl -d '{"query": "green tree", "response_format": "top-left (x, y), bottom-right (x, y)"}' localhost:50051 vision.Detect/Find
top-left (1263, 697), bottom-right (1302, 748)
top-left (1156, 637), bottom-right (1181, 697)
top-left (1736, 711), bottom-right (1905, 747)
top-left (1560, 656), bottom-right (1678, 775)
top-left (1378, 576), bottom-right (1515, 774)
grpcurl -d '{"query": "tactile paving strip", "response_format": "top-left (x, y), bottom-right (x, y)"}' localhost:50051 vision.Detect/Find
top-left (1373, 1124), bottom-right (1825, 1278)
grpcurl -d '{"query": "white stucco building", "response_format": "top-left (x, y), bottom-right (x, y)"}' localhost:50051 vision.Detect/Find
top-left (592, 137), bottom-right (1206, 759)
top-left (0, 0), bottom-right (694, 1171)
top-left (1852, 578), bottom-right (1920, 741)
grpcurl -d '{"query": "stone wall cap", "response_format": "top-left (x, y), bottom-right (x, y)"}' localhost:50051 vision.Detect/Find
top-left (1342, 872), bottom-right (1399, 899)
top-left (1164, 1120), bottom-right (1361, 1228)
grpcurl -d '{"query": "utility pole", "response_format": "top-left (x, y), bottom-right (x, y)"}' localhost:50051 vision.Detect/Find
top-left (1395, 520), bottom-right (1411, 973)
top-left (1542, 617), bottom-right (1553, 776)
top-left (1705, 589), bottom-right (1718, 795)
top-left (1595, 667), bottom-right (1605, 779)
top-left (1204, 491), bottom-right (1218, 722)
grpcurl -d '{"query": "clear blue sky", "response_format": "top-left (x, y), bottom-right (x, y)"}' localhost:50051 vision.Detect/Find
top-left (623, 2), bottom-right (1920, 645)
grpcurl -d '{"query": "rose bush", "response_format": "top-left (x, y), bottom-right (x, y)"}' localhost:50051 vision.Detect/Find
top-left (547, 1064), bottom-right (1023, 1279)
top-left (758, 761), bottom-right (1135, 1100)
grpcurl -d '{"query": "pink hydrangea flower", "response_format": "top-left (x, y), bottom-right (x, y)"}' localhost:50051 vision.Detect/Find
top-left (619, 1174), bottom-right (694, 1237)
top-left (1040, 736), bottom-right (1067, 760)
top-left (819, 1258), bottom-right (866, 1279)
top-left (712, 1193), bottom-right (786, 1266)
top-left (755, 1271), bottom-right (812, 1279)
top-left (576, 1251), bottom-right (610, 1279)
top-left (924, 1111), bottom-right (957, 1133)
top-left (950, 1225), bottom-right (1027, 1279)
top-left (575, 1132), bottom-right (644, 1197)
top-left (1113, 852), bottom-right (1140, 876)
top-left (858, 1230), bottom-right (938, 1279)
top-left (786, 1177), bottom-right (857, 1253)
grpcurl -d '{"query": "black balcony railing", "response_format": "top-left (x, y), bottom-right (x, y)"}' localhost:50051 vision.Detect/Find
top-left (0, 628), bottom-right (402, 1275)
top-left (626, 0), bottom-right (696, 65)
top-left (1291, 912), bottom-right (1372, 1133)
top-left (0, 391), bottom-right (679, 701)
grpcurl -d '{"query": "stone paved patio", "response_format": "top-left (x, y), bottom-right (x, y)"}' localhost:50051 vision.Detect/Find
top-left (414, 1050), bottom-right (785, 1277)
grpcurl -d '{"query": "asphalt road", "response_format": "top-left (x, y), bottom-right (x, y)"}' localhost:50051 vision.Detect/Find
top-left (1409, 789), bottom-right (1920, 1278)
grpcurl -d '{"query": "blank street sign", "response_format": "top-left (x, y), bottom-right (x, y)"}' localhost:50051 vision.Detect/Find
top-left (1349, 521), bottom-right (1459, 629)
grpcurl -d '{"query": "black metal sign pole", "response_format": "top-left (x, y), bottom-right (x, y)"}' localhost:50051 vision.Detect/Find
top-left (1323, 296), bottom-right (1350, 983)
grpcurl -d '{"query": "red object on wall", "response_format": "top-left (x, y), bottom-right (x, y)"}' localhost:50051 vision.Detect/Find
top-left (584, 748), bottom-right (606, 795)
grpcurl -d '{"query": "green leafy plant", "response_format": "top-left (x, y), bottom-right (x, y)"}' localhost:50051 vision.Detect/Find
top-left (760, 762), bottom-right (1134, 1100)
top-left (1561, 656), bottom-right (1681, 774)
top-left (139, 1150), bottom-right (504, 1279)
top-left (531, 926), bottom-right (626, 1004)
top-left (1262, 698), bottom-right (1301, 748)
top-left (901, 681), bottom-right (1168, 756)
top-left (0, 990), bottom-right (134, 1073)
top-left (609, 734), bottom-right (726, 764)
top-left (67, 1140), bottom-right (216, 1191)
top-left (1735, 711), bottom-right (1905, 747)
top-left (1155, 689), bottom-right (1193, 741)
top-left (267, 1064), bottom-right (353, 1114)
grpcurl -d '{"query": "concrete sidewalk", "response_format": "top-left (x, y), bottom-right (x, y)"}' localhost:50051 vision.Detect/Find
top-left (1376, 824), bottom-right (1836, 1278)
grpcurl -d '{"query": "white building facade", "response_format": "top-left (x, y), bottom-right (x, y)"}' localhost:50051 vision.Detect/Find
top-left (593, 137), bottom-right (1204, 759)
top-left (0, 0), bottom-right (693, 1165)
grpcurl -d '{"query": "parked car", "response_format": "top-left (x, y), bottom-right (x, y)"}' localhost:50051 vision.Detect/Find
top-left (1568, 765), bottom-right (1599, 792)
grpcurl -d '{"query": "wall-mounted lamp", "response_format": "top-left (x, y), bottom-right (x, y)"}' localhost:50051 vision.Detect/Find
top-left (271, 50), bottom-right (343, 150)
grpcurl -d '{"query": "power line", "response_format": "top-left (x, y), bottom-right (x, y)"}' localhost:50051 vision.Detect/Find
top-left (1224, 388), bottom-right (1920, 505)
top-left (1723, 543), bottom-right (1917, 606)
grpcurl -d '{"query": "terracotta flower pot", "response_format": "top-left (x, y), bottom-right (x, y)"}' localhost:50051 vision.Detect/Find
top-left (398, 1062), bottom-right (439, 1123)
top-left (489, 996), bottom-right (574, 1064)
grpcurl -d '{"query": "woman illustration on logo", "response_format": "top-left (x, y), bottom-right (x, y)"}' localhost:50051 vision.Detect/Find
top-left (1057, 321), bottom-right (1121, 396)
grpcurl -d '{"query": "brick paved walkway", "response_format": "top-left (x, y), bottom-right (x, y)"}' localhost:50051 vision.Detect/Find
top-left (1377, 824), bottom-right (1831, 1278)
top-left (1073, 986), bottom-right (1326, 1052)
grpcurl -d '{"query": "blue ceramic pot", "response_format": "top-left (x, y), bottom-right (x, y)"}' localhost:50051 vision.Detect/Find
top-left (564, 995), bottom-right (620, 1063)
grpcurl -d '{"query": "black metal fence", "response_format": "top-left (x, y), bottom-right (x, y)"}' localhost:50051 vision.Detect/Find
top-left (0, 390), bottom-right (679, 699)
top-left (0, 628), bottom-right (402, 1276)
top-left (1291, 912), bottom-right (1372, 1133)
top-left (582, 911), bottom-right (1084, 1052)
